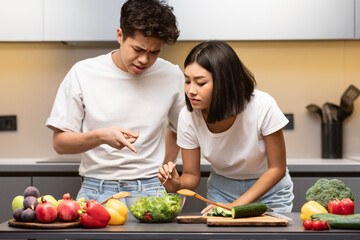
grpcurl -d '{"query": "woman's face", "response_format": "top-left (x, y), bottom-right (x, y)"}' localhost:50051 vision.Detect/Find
top-left (184, 62), bottom-right (213, 114)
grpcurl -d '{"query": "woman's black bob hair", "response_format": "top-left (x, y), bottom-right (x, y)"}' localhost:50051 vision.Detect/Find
top-left (184, 40), bottom-right (257, 123)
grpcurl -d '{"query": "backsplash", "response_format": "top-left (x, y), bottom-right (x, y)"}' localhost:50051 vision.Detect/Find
top-left (0, 41), bottom-right (359, 158)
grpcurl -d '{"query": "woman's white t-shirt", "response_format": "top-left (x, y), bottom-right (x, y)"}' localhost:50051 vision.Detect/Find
top-left (46, 51), bottom-right (185, 180)
top-left (177, 89), bottom-right (288, 180)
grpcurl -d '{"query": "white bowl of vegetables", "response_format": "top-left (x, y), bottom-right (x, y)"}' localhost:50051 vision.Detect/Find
top-left (125, 192), bottom-right (185, 223)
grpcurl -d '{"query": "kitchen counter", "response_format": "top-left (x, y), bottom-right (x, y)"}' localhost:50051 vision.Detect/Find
top-left (1, 157), bottom-right (360, 174)
top-left (1, 213), bottom-right (360, 240)
top-left (1, 157), bottom-right (360, 218)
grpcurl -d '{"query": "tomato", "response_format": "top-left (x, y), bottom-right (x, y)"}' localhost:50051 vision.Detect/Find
top-left (302, 220), bottom-right (313, 230)
top-left (143, 214), bottom-right (152, 221)
top-left (303, 219), bottom-right (329, 231)
top-left (312, 220), bottom-right (324, 230)
top-left (322, 221), bottom-right (330, 230)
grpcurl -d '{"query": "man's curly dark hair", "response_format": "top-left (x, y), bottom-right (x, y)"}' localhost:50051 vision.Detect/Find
top-left (120, 0), bottom-right (180, 44)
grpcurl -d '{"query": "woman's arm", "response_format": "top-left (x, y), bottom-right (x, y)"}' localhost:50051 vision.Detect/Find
top-left (232, 129), bottom-right (287, 206)
top-left (52, 127), bottom-right (139, 154)
top-left (201, 129), bottom-right (287, 214)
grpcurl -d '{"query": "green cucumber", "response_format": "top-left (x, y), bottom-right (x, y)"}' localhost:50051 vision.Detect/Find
top-left (207, 212), bottom-right (217, 216)
top-left (213, 207), bottom-right (223, 216)
top-left (311, 213), bottom-right (360, 229)
top-left (221, 209), bottom-right (232, 217)
top-left (209, 207), bottom-right (232, 217)
top-left (231, 202), bottom-right (267, 219)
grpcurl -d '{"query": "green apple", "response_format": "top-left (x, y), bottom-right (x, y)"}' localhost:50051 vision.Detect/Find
top-left (12, 195), bottom-right (24, 212)
top-left (37, 195), bottom-right (59, 207)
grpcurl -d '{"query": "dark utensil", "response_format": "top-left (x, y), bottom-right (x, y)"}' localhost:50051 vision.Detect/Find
top-left (322, 103), bottom-right (332, 123)
top-left (341, 85), bottom-right (360, 106)
top-left (327, 102), bottom-right (340, 123)
top-left (338, 85), bottom-right (360, 121)
top-left (306, 104), bottom-right (323, 121)
top-left (338, 104), bottom-right (354, 122)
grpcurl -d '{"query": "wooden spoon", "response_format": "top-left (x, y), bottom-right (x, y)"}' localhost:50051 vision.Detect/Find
top-left (177, 189), bottom-right (231, 210)
top-left (100, 191), bottom-right (131, 205)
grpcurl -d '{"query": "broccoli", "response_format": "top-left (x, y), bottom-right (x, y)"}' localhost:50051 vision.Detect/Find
top-left (305, 178), bottom-right (354, 210)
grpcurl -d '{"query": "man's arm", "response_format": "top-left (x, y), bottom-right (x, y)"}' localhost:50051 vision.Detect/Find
top-left (163, 129), bottom-right (180, 164)
top-left (52, 127), bottom-right (139, 154)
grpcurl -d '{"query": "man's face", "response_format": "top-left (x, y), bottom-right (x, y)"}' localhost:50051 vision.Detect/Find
top-left (114, 29), bottom-right (163, 75)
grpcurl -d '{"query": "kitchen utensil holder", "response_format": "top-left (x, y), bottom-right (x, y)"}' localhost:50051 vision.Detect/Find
top-left (321, 122), bottom-right (342, 159)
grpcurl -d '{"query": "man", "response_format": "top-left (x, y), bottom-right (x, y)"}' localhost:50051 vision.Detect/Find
top-left (46, 0), bottom-right (184, 204)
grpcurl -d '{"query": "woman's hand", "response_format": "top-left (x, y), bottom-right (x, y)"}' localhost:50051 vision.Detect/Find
top-left (201, 203), bottom-right (233, 216)
top-left (157, 162), bottom-right (181, 193)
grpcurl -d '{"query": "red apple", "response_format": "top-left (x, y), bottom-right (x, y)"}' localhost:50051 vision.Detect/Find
top-left (57, 193), bottom-right (81, 222)
top-left (35, 197), bottom-right (57, 223)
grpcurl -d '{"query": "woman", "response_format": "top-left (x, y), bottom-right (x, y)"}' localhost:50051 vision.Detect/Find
top-left (158, 41), bottom-right (294, 214)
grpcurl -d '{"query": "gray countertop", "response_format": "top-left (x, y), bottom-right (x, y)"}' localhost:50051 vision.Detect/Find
top-left (1, 213), bottom-right (360, 240)
top-left (1, 157), bottom-right (360, 174)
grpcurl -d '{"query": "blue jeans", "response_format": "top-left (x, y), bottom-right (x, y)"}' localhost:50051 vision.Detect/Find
top-left (76, 177), bottom-right (165, 206)
top-left (207, 168), bottom-right (294, 213)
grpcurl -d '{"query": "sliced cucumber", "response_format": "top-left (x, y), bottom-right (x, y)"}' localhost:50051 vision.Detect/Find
top-left (213, 207), bottom-right (224, 216)
top-left (221, 209), bottom-right (232, 217)
top-left (207, 212), bottom-right (217, 216)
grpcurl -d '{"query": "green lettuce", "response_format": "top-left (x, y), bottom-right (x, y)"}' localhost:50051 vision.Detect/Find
top-left (129, 192), bottom-right (183, 223)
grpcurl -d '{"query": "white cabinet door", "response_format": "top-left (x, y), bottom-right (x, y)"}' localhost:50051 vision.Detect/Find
top-left (43, 0), bottom-right (124, 41)
top-left (356, 0), bottom-right (360, 39)
top-left (170, 0), bottom-right (355, 40)
top-left (0, 0), bottom-right (43, 41)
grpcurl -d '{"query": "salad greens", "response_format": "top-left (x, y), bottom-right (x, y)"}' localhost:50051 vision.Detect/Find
top-left (128, 192), bottom-right (183, 223)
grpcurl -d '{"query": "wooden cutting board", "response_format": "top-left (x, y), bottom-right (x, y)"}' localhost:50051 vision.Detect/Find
top-left (177, 215), bottom-right (288, 227)
top-left (8, 219), bottom-right (81, 229)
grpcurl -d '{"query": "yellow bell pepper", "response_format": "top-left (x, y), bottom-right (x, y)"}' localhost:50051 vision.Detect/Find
top-left (300, 200), bottom-right (328, 220)
top-left (105, 199), bottom-right (128, 225)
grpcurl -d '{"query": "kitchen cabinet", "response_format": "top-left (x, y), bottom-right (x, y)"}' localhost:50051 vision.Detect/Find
top-left (170, 0), bottom-right (355, 40)
top-left (0, 0), bottom-right (358, 41)
top-left (0, 176), bottom-right (81, 223)
top-left (1, 158), bottom-right (360, 223)
top-left (291, 176), bottom-right (360, 212)
top-left (356, 0), bottom-right (360, 38)
top-left (32, 176), bottom-right (82, 201)
top-left (0, 177), bottom-right (31, 223)
top-left (0, 0), bottom-right (43, 41)
top-left (43, 0), bottom-right (124, 41)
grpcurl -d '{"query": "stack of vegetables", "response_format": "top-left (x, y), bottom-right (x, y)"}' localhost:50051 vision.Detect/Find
top-left (300, 178), bottom-right (359, 230)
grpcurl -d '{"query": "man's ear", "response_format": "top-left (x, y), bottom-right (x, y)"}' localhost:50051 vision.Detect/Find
top-left (116, 28), bottom-right (123, 44)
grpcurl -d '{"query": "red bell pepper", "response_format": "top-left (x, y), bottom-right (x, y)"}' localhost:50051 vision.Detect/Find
top-left (327, 198), bottom-right (354, 215)
top-left (78, 199), bottom-right (111, 228)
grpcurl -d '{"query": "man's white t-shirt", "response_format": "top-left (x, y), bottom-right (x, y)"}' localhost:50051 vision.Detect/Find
top-left (177, 89), bottom-right (288, 180)
top-left (46, 50), bottom-right (185, 180)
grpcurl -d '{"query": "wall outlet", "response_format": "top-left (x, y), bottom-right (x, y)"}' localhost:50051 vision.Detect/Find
top-left (283, 113), bottom-right (294, 130)
top-left (0, 115), bottom-right (17, 131)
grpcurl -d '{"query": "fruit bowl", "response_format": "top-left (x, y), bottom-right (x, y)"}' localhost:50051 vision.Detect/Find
top-left (125, 192), bottom-right (185, 223)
